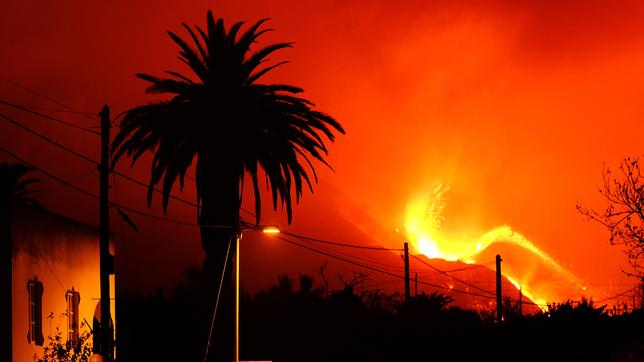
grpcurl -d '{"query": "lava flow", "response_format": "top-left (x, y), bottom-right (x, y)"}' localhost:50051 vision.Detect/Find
top-left (404, 182), bottom-right (588, 308)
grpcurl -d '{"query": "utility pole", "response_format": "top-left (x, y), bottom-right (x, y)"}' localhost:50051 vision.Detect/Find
top-left (640, 277), bottom-right (644, 310)
top-left (404, 242), bottom-right (410, 302)
top-left (99, 105), bottom-right (113, 361)
top-left (235, 234), bottom-right (240, 362)
top-left (496, 254), bottom-right (502, 323)
top-left (414, 272), bottom-right (418, 297)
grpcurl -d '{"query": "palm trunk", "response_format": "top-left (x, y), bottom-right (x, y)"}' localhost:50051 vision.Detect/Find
top-left (197, 155), bottom-right (241, 362)
top-left (1, 200), bottom-right (12, 362)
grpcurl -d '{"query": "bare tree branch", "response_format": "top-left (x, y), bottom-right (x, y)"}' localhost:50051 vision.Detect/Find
top-left (578, 157), bottom-right (644, 279)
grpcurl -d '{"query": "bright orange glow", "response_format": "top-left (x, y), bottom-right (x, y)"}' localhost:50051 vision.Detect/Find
top-left (404, 180), bottom-right (584, 307)
top-left (2, 1), bottom-right (642, 300)
top-left (262, 226), bottom-right (281, 234)
top-left (505, 276), bottom-right (547, 312)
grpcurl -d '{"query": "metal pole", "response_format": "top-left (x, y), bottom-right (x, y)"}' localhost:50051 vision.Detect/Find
top-left (99, 105), bottom-right (112, 360)
top-left (2, 181), bottom-right (13, 362)
top-left (496, 254), bottom-right (502, 323)
top-left (235, 234), bottom-right (240, 362)
top-left (404, 243), bottom-right (410, 302)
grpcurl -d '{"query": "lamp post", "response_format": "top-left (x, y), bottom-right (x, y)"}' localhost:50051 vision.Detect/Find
top-left (235, 224), bottom-right (280, 362)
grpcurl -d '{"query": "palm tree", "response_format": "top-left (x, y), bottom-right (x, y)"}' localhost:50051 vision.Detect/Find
top-left (111, 10), bottom-right (344, 360)
top-left (1, 162), bottom-right (39, 362)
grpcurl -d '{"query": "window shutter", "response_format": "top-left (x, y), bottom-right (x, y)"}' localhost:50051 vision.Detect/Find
top-left (26, 279), bottom-right (44, 346)
top-left (66, 288), bottom-right (81, 347)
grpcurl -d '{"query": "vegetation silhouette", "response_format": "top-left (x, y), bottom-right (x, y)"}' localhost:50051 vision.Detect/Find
top-left (111, 10), bottom-right (344, 360)
top-left (33, 320), bottom-right (93, 362)
top-left (120, 266), bottom-right (643, 362)
top-left (1, 162), bottom-right (39, 362)
top-left (578, 157), bottom-right (644, 279)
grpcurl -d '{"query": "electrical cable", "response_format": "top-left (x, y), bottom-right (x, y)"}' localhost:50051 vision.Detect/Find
top-left (0, 99), bottom-right (99, 134)
top-left (1, 102), bottom-right (96, 116)
top-left (410, 254), bottom-right (496, 296)
top-left (283, 231), bottom-right (403, 251)
top-left (1, 109), bottom-right (224, 216)
top-left (425, 262), bottom-right (495, 276)
top-left (40, 167), bottom-right (97, 195)
top-left (0, 75), bottom-right (98, 122)
top-left (595, 286), bottom-right (639, 304)
top-left (0, 144), bottom-right (198, 226)
top-left (2, 87), bottom-right (626, 309)
top-left (0, 103), bottom-right (273, 226)
top-left (277, 235), bottom-right (499, 300)
top-left (293, 236), bottom-right (412, 274)
top-left (1, 111), bottom-right (413, 254)
top-left (0, 144), bottom-right (580, 309)
top-left (0, 112), bottom-right (99, 165)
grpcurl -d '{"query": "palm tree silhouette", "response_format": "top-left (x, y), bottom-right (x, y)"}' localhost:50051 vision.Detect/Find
top-left (111, 10), bottom-right (344, 360)
top-left (1, 162), bottom-right (39, 362)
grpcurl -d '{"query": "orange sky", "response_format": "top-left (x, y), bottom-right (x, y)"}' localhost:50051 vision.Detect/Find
top-left (2, 0), bottom-right (643, 302)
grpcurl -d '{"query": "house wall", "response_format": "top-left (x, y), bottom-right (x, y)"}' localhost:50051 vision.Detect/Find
top-left (11, 205), bottom-right (115, 361)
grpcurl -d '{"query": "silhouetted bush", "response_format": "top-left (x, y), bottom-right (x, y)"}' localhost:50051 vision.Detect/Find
top-left (118, 267), bottom-right (643, 362)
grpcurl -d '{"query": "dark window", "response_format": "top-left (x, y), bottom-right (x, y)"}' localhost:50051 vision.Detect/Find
top-left (27, 279), bottom-right (44, 346)
top-left (66, 288), bottom-right (80, 347)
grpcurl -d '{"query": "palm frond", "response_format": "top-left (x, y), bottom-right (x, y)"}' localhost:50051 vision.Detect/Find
top-left (0, 163), bottom-right (39, 204)
top-left (112, 10), bottom-right (344, 227)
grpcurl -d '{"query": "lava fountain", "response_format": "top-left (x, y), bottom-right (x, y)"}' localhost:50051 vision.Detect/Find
top-left (404, 182), bottom-right (587, 307)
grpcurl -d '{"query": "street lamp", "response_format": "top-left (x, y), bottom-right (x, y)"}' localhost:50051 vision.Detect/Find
top-left (236, 224), bottom-right (280, 362)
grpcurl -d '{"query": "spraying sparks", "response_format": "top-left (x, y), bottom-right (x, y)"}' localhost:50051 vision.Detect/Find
top-left (404, 182), bottom-right (585, 307)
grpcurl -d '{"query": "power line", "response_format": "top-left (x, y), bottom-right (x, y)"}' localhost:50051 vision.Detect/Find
top-left (282, 230), bottom-right (431, 274)
top-left (0, 144), bottom-right (260, 231)
top-left (283, 231), bottom-right (403, 251)
top-left (0, 112), bottom-right (99, 165)
top-left (0, 136), bottom-right (540, 305)
top-left (0, 110), bottom-right (203, 211)
top-left (0, 75), bottom-right (98, 122)
top-left (278, 235), bottom-right (499, 301)
top-left (1, 90), bottom-right (202, 214)
top-left (40, 167), bottom-right (97, 195)
top-left (0, 100), bottom-right (99, 135)
top-left (595, 286), bottom-right (639, 304)
top-left (35, 247), bottom-right (68, 293)
top-left (2, 102), bottom-right (96, 116)
top-left (423, 262), bottom-right (494, 277)
top-left (0, 80), bottom-right (616, 309)
top-left (0, 138), bottom-right (592, 309)
top-left (0, 108), bottom-right (297, 231)
top-left (410, 254), bottom-right (496, 296)
top-left (0, 88), bottom-right (266, 222)
top-left (112, 169), bottom-right (200, 209)
top-left (293, 235), bottom-right (413, 274)
top-left (0, 144), bottom-right (198, 227)
top-left (0, 74), bottom-right (256, 219)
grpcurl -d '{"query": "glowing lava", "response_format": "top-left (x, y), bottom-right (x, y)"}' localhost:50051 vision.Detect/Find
top-left (404, 182), bottom-right (584, 307)
top-left (505, 276), bottom-right (546, 310)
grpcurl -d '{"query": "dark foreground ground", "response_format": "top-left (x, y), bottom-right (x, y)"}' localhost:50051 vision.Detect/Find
top-left (118, 270), bottom-right (643, 362)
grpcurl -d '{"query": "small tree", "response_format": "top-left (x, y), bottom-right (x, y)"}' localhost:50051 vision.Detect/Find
top-left (33, 325), bottom-right (92, 362)
top-left (578, 157), bottom-right (644, 279)
top-left (544, 298), bottom-right (606, 321)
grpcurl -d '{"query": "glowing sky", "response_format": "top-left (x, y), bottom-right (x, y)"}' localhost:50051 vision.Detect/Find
top-left (2, 0), bottom-right (643, 301)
